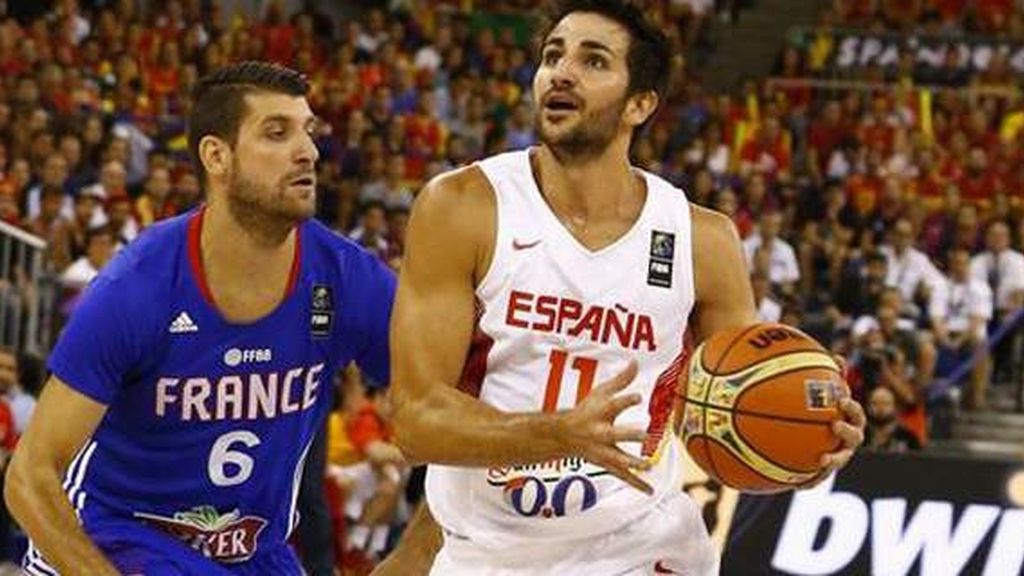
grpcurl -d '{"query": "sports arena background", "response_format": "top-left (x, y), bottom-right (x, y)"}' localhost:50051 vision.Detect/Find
top-left (0, 1), bottom-right (1022, 574)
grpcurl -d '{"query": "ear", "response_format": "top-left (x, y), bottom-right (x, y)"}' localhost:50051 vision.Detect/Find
top-left (198, 135), bottom-right (232, 180)
top-left (625, 90), bottom-right (659, 128)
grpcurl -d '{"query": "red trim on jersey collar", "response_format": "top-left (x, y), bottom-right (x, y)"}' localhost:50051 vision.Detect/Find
top-left (187, 207), bottom-right (215, 305)
top-left (186, 206), bottom-right (303, 308)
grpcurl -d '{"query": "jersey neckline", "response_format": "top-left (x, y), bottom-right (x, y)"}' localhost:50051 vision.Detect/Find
top-left (186, 205), bottom-right (303, 325)
top-left (523, 147), bottom-right (654, 259)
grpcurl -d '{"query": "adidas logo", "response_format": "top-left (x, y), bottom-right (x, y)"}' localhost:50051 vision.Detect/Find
top-left (169, 312), bottom-right (199, 334)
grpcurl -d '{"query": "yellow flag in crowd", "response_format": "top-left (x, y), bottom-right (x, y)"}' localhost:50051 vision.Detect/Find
top-left (919, 89), bottom-right (933, 144)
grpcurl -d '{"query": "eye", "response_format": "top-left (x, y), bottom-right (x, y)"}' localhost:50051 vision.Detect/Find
top-left (586, 54), bottom-right (607, 69)
top-left (542, 50), bottom-right (561, 66)
top-left (266, 126), bottom-right (287, 140)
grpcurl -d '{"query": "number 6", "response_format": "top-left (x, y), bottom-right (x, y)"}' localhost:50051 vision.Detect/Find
top-left (208, 430), bottom-right (261, 487)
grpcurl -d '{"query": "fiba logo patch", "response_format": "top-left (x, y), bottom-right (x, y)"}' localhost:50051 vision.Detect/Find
top-left (310, 284), bottom-right (334, 337)
top-left (648, 230), bottom-right (675, 288)
top-left (223, 348), bottom-right (272, 367)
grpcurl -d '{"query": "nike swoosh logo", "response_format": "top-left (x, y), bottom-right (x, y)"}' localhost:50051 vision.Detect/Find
top-left (654, 561), bottom-right (679, 574)
top-left (513, 239), bottom-right (542, 251)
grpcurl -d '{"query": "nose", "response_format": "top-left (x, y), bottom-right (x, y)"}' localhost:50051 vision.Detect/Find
top-left (548, 57), bottom-right (578, 90)
top-left (296, 131), bottom-right (320, 167)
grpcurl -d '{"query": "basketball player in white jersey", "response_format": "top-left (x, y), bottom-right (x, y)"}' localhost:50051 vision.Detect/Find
top-left (384, 2), bottom-right (866, 574)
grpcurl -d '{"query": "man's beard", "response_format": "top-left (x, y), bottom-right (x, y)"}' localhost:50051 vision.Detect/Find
top-left (227, 165), bottom-right (315, 242)
top-left (535, 96), bottom-right (626, 163)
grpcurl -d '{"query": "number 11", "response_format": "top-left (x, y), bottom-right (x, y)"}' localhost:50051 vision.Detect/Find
top-left (543, 349), bottom-right (599, 412)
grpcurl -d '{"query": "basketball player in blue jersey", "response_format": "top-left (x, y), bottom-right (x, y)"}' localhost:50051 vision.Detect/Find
top-left (6, 62), bottom-right (396, 575)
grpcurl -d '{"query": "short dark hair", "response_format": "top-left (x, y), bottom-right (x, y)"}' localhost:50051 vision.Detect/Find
top-left (865, 249), bottom-right (887, 265)
top-left (85, 224), bottom-right (114, 248)
top-left (360, 199), bottom-right (387, 217)
top-left (187, 61), bottom-right (309, 190)
top-left (40, 183), bottom-right (64, 199)
top-left (536, 0), bottom-right (672, 101)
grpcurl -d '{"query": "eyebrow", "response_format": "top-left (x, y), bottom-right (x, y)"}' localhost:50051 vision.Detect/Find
top-left (581, 40), bottom-right (614, 56)
top-left (259, 114), bottom-right (319, 129)
top-left (541, 37), bottom-right (615, 56)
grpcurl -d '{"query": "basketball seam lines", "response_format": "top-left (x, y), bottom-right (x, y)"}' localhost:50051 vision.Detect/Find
top-left (729, 363), bottom-right (842, 419)
top-left (702, 324), bottom-right (763, 485)
top-left (710, 349), bottom-right (838, 379)
top-left (730, 413), bottom-right (821, 475)
top-left (686, 400), bottom-right (837, 425)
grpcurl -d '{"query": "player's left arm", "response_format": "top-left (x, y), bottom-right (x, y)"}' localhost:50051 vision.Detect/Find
top-left (688, 205), bottom-right (865, 478)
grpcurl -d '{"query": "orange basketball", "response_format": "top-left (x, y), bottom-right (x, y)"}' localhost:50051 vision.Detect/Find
top-left (678, 323), bottom-right (847, 493)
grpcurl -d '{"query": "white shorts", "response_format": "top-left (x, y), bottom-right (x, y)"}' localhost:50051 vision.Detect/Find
top-left (428, 490), bottom-right (719, 576)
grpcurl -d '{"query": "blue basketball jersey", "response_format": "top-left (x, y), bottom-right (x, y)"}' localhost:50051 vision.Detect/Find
top-left (29, 208), bottom-right (395, 573)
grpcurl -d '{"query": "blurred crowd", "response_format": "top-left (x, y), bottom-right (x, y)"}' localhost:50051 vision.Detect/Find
top-left (0, 0), bottom-right (1021, 572)
top-left (829, 0), bottom-right (1024, 34)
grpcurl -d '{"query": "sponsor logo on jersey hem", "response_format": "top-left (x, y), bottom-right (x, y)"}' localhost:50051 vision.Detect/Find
top-left (486, 456), bottom-right (610, 486)
top-left (134, 505), bottom-right (267, 563)
top-left (169, 312), bottom-right (199, 334)
top-left (512, 238), bottom-right (542, 251)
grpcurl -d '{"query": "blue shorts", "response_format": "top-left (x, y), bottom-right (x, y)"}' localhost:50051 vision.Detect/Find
top-left (23, 519), bottom-right (302, 575)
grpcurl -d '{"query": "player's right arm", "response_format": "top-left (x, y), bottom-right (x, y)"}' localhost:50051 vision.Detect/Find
top-left (389, 168), bottom-right (652, 492)
top-left (5, 377), bottom-right (119, 575)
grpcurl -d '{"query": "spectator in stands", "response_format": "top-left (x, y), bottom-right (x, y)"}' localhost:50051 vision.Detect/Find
top-left (0, 347), bottom-right (35, 436)
top-left (65, 189), bottom-right (104, 264)
top-left (0, 418), bottom-right (14, 571)
top-left (743, 210), bottom-right (800, 297)
top-left (349, 200), bottom-right (389, 261)
top-left (739, 116), bottom-right (791, 183)
top-left (79, 160), bottom-right (127, 223)
top-left (881, 218), bottom-right (946, 322)
top-left (327, 366), bottom-right (405, 567)
top-left (972, 221), bottom-right (1024, 321)
top-left (385, 205), bottom-right (409, 271)
top-left (864, 386), bottom-right (922, 453)
top-left (834, 246), bottom-right (886, 317)
top-left (970, 220), bottom-right (1024, 379)
top-left (850, 306), bottom-right (922, 433)
top-left (753, 270), bottom-right (783, 323)
top-left (807, 100), bottom-right (848, 186)
top-left (104, 193), bottom-right (139, 245)
top-left (59, 224), bottom-right (114, 293)
top-left (25, 154), bottom-right (71, 222)
top-left (23, 184), bottom-right (72, 271)
top-left (135, 166), bottom-right (173, 229)
top-left (167, 171), bottom-right (202, 217)
top-left (934, 248), bottom-right (993, 410)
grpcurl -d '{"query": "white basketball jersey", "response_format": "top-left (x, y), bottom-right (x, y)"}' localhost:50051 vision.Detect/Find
top-left (426, 150), bottom-right (696, 549)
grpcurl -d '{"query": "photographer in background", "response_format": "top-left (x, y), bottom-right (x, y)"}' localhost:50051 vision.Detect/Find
top-left (864, 386), bottom-right (922, 453)
top-left (848, 306), bottom-right (924, 445)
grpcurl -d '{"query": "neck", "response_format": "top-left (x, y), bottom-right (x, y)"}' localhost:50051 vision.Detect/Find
top-left (532, 141), bottom-right (637, 220)
top-left (200, 199), bottom-right (296, 283)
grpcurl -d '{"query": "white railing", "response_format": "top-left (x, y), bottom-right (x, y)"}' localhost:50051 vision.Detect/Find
top-left (0, 220), bottom-right (56, 357)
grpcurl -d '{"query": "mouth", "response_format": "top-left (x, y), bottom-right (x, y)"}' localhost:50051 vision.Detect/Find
top-left (542, 92), bottom-right (581, 114)
top-left (288, 174), bottom-right (316, 188)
